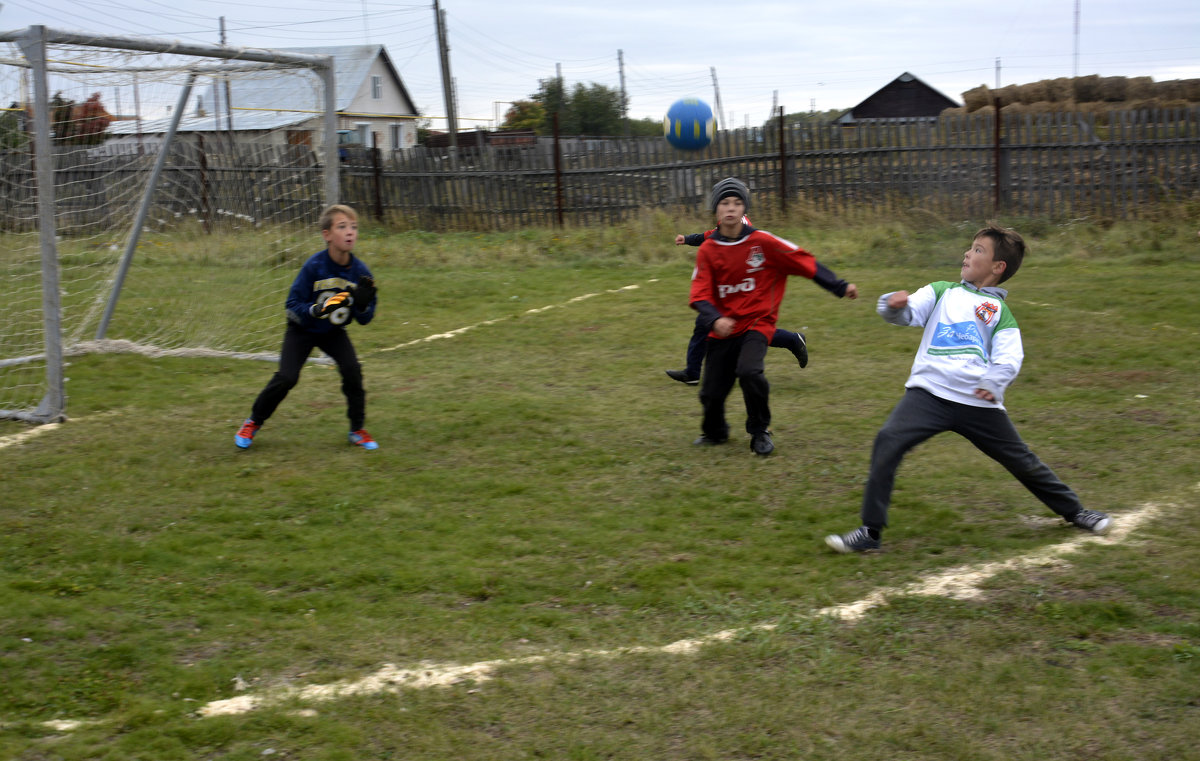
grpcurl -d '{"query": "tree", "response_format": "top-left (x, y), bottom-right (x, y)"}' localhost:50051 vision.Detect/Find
top-left (0, 102), bottom-right (29, 150)
top-left (525, 79), bottom-right (628, 137)
top-left (570, 83), bottom-right (623, 136)
top-left (414, 116), bottom-right (434, 144)
top-left (532, 77), bottom-right (569, 135)
top-left (627, 117), bottom-right (664, 137)
top-left (502, 100), bottom-right (545, 132)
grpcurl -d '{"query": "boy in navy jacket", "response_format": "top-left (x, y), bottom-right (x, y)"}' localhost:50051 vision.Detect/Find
top-left (235, 204), bottom-right (380, 450)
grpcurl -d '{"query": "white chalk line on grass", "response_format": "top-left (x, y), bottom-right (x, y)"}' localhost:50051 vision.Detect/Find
top-left (1, 280), bottom-right (657, 454)
top-left (375, 283), bottom-right (647, 353)
top-left (0, 420), bottom-right (64, 450)
top-left (196, 500), bottom-right (1165, 719)
top-left (0, 411), bottom-right (127, 451)
top-left (5, 284), bottom-right (1174, 726)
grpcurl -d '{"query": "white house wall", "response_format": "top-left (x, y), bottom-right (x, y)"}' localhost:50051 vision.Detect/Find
top-left (341, 56), bottom-right (417, 152)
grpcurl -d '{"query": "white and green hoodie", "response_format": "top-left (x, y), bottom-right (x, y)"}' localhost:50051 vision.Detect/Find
top-left (878, 281), bottom-right (1021, 409)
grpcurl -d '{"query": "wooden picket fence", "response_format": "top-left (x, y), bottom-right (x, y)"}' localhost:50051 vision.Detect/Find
top-left (2, 108), bottom-right (1196, 235)
top-left (342, 107), bottom-right (1200, 229)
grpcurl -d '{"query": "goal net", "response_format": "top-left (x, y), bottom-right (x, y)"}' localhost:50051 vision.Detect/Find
top-left (0, 26), bottom-right (337, 423)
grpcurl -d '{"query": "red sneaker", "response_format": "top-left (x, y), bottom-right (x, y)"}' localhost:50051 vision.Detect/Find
top-left (235, 419), bottom-right (260, 449)
top-left (348, 429), bottom-right (378, 450)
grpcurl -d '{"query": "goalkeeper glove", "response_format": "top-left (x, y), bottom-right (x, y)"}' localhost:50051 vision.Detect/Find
top-left (311, 291), bottom-right (351, 318)
top-left (351, 276), bottom-right (376, 311)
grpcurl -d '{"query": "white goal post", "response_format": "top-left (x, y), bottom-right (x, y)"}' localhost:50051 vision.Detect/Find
top-left (0, 26), bottom-right (339, 424)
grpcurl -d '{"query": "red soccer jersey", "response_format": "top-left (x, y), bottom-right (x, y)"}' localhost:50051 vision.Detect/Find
top-left (689, 228), bottom-right (820, 342)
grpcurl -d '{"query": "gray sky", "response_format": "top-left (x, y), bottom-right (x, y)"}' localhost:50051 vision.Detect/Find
top-left (3, 0), bottom-right (1198, 129)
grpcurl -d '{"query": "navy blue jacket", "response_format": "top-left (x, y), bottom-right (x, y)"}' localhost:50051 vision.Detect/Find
top-left (285, 249), bottom-right (376, 333)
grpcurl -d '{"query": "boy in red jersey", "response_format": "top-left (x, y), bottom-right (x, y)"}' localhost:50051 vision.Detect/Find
top-left (690, 178), bottom-right (858, 455)
top-left (664, 215), bottom-right (810, 386)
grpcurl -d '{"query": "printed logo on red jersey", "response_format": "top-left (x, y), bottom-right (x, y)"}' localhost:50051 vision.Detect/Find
top-left (746, 247), bottom-right (764, 270)
top-left (975, 301), bottom-right (999, 325)
top-left (718, 278), bottom-right (756, 299)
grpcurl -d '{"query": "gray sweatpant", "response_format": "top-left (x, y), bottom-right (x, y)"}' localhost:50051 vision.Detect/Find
top-left (861, 387), bottom-right (1084, 529)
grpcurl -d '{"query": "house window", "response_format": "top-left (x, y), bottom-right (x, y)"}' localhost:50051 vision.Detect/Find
top-left (389, 123), bottom-right (402, 150)
top-left (355, 123), bottom-right (370, 146)
top-left (371, 75), bottom-right (382, 100)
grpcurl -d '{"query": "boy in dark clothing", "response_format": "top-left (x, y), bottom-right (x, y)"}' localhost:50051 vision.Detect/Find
top-left (665, 218), bottom-right (809, 385)
top-left (690, 178), bottom-right (858, 455)
top-left (825, 224), bottom-right (1110, 553)
top-left (235, 204), bottom-right (380, 450)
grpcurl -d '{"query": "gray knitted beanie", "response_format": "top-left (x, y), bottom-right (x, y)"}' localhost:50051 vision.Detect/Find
top-left (709, 177), bottom-right (750, 212)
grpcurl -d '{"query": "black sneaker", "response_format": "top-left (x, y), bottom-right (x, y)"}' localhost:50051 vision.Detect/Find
top-left (750, 430), bottom-right (774, 456)
top-left (666, 369), bottom-right (700, 385)
top-left (792, 333), bottom-right (808, 369)
top-left (1069, 509), bottom-right (1111, 534)
top-left (825, 527), bottom-right (881, 553)
top-left (692, 434), bottom-right (727, 446)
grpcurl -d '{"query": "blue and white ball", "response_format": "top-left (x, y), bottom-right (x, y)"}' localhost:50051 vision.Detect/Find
top-left (663, 98), bottom-right (715, 151)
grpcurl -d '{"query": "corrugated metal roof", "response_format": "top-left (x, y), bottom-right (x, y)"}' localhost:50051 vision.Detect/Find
top-left (276, 45), bottom-right (380, 112)
top-left (104, 44), bottom-right (416, 135)
top-left (107, 110), bottom-right (311, 135)
top-left (282, 44), bottom-right (417, 116)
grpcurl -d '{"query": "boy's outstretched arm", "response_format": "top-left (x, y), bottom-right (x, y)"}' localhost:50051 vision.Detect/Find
top-left (877, 290), bottom-right (914, 325)
top-left (808, 259), bottom-right (857, 299)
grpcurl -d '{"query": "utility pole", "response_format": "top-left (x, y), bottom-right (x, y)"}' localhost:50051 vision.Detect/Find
top-left (555, 62), bottom-right (565, 133)
top-left (219, 17), bottom-right (233, 132)
top-left (618, 49), bottom-right (629, 137)
top-left (710, 67), bottom-right (725, 131)
top-left (1073, 0), bottom-right (1081, 78)
top-left (433, 0), bottom-right (457, 157)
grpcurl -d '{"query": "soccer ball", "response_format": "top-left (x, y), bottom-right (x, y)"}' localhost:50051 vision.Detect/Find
top-left (663, 98), bottom-right (714, 151)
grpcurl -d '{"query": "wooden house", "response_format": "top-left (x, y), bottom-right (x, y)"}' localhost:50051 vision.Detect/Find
top-left (834, 72), bottom-right (959, 125)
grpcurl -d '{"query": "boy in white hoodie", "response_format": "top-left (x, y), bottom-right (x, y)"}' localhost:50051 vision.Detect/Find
top-left (825, 224), bottom-right (1110, 553)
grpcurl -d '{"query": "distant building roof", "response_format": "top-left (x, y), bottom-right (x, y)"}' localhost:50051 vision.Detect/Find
top-left (107, 110), bottom-right (309, 135)
top-left (108, 44), bottom-right (416, 135)
top-left (275, 44), bottom-right (418, 115)
top-left (835, 72), bottom-right (959, 124)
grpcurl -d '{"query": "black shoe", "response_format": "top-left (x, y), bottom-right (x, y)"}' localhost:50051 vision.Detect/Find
top-left (693, 435), bottom-right (728, 446)
top-left (666, 369), bottom-right (700, 385)
top-left (825, 526), bottom-right (881, 553)
top-left (1069, 509), bottom-right (1111, 534)
top-left (750, 430), bottom-right (774, 456)
top-left (792, 333), bottom-right (808, 369)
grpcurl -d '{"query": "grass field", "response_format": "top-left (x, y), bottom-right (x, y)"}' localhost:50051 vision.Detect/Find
top-left (2, 212), bottom-right (1198, 760)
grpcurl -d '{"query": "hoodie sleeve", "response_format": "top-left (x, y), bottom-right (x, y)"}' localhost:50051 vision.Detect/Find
top-left (285, 259), bottom-right (321, 324)
top-left (878, 284), bottom-right (937, 327)
top-left (876, 292), bottom-right (912, 325)
top-left (812, 262), bottom-right (850, 297)
top-left (760, 232), bottom-right (850, 297)
top-left (976, 325), bottom-right (1023, 404)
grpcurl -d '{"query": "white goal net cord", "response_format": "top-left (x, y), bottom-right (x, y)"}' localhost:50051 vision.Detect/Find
top-left (0, 31), bottom-right (336, 422)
